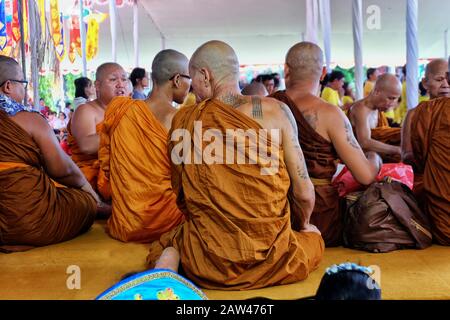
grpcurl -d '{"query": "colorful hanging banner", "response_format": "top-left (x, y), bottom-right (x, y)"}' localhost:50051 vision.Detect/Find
top-left (0, 0), bottom-right (7, 50)
top-left (38, 0), bottom-right (46, 35)
top-left (1, 0), bottom-right (13, 56)
top-left (85, 12), bottom-right (106, 61)
top-left (21, 0), bottom-right (27, 43)
top-left (68, 15), bottom-right (81, 63)
top-left (11, 0), bottom-right (19, 42)
top-left (50, 0), bottom-right (64, 61)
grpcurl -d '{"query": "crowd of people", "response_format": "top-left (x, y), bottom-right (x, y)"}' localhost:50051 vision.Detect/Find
top-left (0, 39), bottom-right (449, 299)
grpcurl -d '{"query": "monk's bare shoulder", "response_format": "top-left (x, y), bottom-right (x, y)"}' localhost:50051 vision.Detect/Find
top-left (10, 111), bottom-right (49, 136)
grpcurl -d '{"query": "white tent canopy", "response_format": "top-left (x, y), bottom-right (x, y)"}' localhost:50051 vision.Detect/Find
top-left (62, 0), bottom-right (449, 73)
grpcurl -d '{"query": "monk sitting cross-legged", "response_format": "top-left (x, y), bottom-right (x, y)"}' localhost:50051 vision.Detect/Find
top-left (147, 40), bottom-right (324, 290)
top-left (401, 58), bottom-right (449, 201)
top-left (349, 74), bottom-right (402, 163)
top-left (98, 50), bottom-right (189, 243)
top-left (0, 56), bottom-right (99, 253)
top-left (67, 62), bottom-right (129, 205)
top-left (271, 42), bottom-right (382, 246)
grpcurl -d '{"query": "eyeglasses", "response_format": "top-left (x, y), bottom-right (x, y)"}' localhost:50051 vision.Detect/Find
top-left (0, 79), bottom-right (28, 88)
top-left (169, 74), bottom-right (191, 81)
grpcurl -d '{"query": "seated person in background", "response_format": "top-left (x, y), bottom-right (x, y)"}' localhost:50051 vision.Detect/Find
top-left (241, 81), bottom-right (268, 96)
top-left (73, 77), bottom-right (95, 111)
top-left (402, 58), bottom-right (449, 199)
top-left (341, 82), bottom-right (355, 111)
top-left (0, 56), bottom-right (99, 253)
top-left (129, 67), bottom-right (149, 100)
top-left (147, 40), bottom-right (324, 290)
top-left (363, 68), bottom-right (379, 98)
top-left (99, 49), bottom-right (188, 243)
top-left (315, 263), bottom-right (381, 300)
top-left (68, 62), bottom-right (128, 200)
top-left (271, 42), bottom-right (381, 246)
top-left (321, 71), bottom-right (344, 108)
top-left (348, 74), bottom-right (402, 163)
top-left (52, 112), bottom-right (68, 132)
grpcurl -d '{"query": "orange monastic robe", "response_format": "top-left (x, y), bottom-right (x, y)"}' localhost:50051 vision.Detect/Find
top-left (0, 110), bottom-right (96, 253)
top-left (371, 111), bottom-right (401, 163)
top-left (98, 97), bottom-right (184, 242)
top-left (410, 97), bottom-right (450, 245)
top-left (272, 91), bottom-right (342, 246)
top-left (147, 99), bottom-right (324, 290)
top-left (67, 120), bottom-right (109, 200)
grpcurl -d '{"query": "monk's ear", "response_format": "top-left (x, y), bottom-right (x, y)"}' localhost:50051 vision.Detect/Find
top-left (201, 68), bottom-right (211, 86)
top-left (421, 77), bottom-right (428, 90)
top-left (284, 64), bottom-right (290, 79)
top-left (1, 80), bottom-right (13, 95)
top-left (320, 67), bottom-right (327, 81)
top-left (94, 80), bottom-right (101, 92)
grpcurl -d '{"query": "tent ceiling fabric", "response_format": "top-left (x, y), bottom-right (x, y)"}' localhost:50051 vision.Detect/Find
top-left (76, 0), bottom-right (449, 72)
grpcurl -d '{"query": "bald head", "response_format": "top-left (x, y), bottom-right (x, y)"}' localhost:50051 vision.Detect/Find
top-left (241, 82), bottom-right (268, 96)
top-left (95, 62), bottom-right (124, 81)
top-left (189, 40), bottom-right (240, 82)
top-left (423, 58), bottom-right (450, 99)
top-left (425, 59), bottom-right (448, 79)
top-left (0, 55), bottom-right (22, 85)
top-left (285, 42), bottom-right (324, 82)
top-left (374, 73), bottom-right (402, 93)
top-left (151, 49), bottom-right (189, 85)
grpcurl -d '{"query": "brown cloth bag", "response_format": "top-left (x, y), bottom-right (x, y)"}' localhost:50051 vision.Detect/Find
top-left (343, 179), bottom-right (432, 253)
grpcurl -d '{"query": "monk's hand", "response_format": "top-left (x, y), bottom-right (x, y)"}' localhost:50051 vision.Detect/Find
top-left (300, 223), bottom-right (321, 235)
top-left (81, 182), bottom-right (102, 205)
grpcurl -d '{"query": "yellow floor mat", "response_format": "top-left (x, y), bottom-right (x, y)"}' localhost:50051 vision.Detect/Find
top-left (1, 221), bottom-right (449, 300)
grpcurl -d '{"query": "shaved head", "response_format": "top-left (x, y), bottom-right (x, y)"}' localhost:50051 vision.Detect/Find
top-left (0, 55), bottom-right (22, 85)
top-left (425, 58), bottom-right (448, 79)
top-left (151, 49), bottom-right (189, 85)
top-left (285, 42), bottom-right (324, 81)
top-left (241, 82), bottom-right (268, 96)
top-left (95, 62), bottom-right (124, 81)
top-left (374, 73), bottom-right (402, 93)
top-left (189, 40), bottom-right (240, 82)
top-left (423, 58), bottom-right (450, 99)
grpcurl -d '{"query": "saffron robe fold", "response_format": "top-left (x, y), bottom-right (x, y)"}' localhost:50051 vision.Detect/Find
top-left (99, 97), bottom-right (184, 243)
top-left (67, 119), bottom-right (109, 200)
top-left (147, 99), bottom-right (324, 290)
top-left (272, 91), bottom-right (342, 247)
top-left (0, 110), bottom-right (96, 253)
top-left (410, 97), bottom-right (450, 245)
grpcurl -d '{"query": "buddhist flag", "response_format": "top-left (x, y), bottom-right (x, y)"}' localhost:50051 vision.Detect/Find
top-left (1, 0), bottom-right (12, 56)
top-left (50, 0), bottom-right (64, 60)
top-left (38, 0), bottom-right (46, 35)
top-left (11, 0), bottom-right (19, 42)
top-left (85, 12), bottom-right (106, 61)
top-left (0, 0), bottom-right (6, 50)
top-left (68, 15), bottom-right (81, 63)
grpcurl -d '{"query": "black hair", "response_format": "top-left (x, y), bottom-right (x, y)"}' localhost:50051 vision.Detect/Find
top-left (129, 67), bottom-right (147, 87)
top-left (315, 270), bottom-right (381, 300)
top-left (329, 70), bottom-right (345, 82)
top-left (74, 77), bottom-right (92, 99)
top-left (366, 68), bottom-right (377, 80)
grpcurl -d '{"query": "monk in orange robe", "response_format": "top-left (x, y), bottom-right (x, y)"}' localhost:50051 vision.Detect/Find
top-left (68, 63), bottom-right (129, 202)
top-left (271, 42), bottom-right (381, 246)
top-left (98, 49), bottom-right (190, 242)
top-left (147, 41), bottom-right (324, 290)
top-left (409, 97), bottom-right (450, 245)
top-left (402, 58), bottom-right (449, 200)
top-left (0, 56), bottom-right (98, 253)
top-left (349, 74), bottom-right (402, 163)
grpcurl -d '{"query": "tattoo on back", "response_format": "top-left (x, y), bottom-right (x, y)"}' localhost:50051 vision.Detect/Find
top-left (344, 119), bottom-right (361, 149)
top-left (220, 93), bottom-right (248, 109)
top-left (303, 111), bottom-right (318, 131)
top-left (251, 96), bottom-right (263, 119)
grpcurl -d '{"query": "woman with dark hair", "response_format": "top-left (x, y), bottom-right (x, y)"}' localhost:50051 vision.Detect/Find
top-left (129, 67), bottom-right (149, 100)
top-left (73, 77), bottom-right (95, 110)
